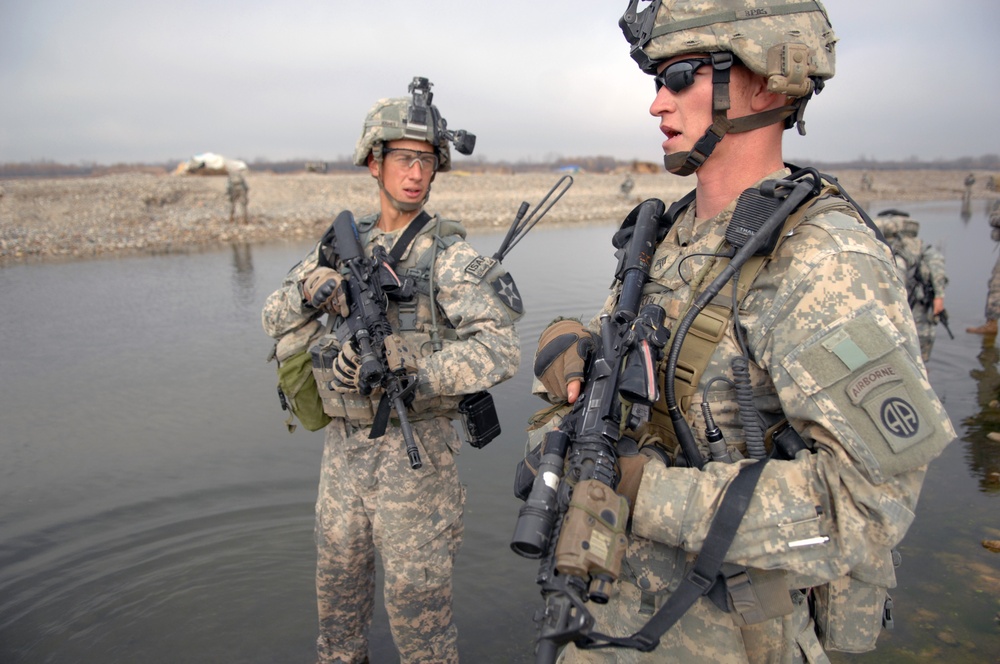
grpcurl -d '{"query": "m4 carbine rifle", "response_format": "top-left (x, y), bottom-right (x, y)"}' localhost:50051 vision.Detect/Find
top-left (321, 210), bottom-right (423, 468)
top-left (510, 199), bottom-right (670, 663)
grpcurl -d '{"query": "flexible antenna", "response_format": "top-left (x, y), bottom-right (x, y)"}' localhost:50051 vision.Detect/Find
top-left (493, 175), bottom-right (574, 261)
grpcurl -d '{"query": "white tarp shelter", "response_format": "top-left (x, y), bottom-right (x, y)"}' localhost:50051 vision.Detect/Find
top-left (174, 152), bottom-right (249, 175)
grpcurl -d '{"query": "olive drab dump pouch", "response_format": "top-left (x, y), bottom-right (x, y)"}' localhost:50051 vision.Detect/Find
top-left (270, 319), bottom-right (331, 433)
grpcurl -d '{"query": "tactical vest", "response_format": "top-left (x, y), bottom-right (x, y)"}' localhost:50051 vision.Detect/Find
top-left (312, 213), bottom-right (467, 426)
top-left (634, 181), bottom-right (896, 653)
top-left (645, 182), bottom-right (860, 458)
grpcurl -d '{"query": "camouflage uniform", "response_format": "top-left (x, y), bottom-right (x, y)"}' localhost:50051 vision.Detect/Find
top-left (986, 205), bottom-right (1000, 322)
top-left (556, 170), bottom-right (954, 663)
top-left (875, 214), bottom-right (947, 362)
top-left (986, 255), bottom-right (1000, 323)
top-left (226, 170), bottom-right (248, 224)
top-left (263, 214), bottom-right (521, 663)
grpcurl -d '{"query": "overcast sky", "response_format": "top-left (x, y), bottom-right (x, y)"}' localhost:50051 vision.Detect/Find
top-left (2, 1), bottom-right (998, 167)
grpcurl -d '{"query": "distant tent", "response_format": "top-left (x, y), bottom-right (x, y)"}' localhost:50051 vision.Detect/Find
top-left (557, 165), bottom-right (582, 173)
top-left (174, 152), bottom-right (248, 175)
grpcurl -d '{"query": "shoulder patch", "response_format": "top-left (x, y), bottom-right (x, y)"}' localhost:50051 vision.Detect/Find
top-left (492, 273), bottom-right (524, 314)
top-left (465, 255), bottom-right (498, 280)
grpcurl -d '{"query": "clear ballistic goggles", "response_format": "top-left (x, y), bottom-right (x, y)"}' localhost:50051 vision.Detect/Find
top-left (383, 148), bottom-right (439, 171)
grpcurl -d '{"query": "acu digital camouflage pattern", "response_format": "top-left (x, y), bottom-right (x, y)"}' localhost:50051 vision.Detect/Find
top-left (352, 96), bottom-right (455, 171)
top-left (226, 170), bottom-right (248, 224)
top-left (986, 204), bottom-right (1000, 321)
top-left (875, 214), bottom-right (948, 362)
top-left (262, 212), bottom-right (520, 664)
top-left (316, 416), bottom-right (465, 664)
top-left (557, 170), bottom-right (954, 663)
top-left (636, 0), bottom-right (837, 92)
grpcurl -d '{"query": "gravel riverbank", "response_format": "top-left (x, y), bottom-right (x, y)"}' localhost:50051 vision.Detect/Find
top-left (0, 169), bottom-right (992, 265)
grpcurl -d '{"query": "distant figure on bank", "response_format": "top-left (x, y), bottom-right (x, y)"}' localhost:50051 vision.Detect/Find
top-left (861, 171), bottom-right (874, 192)
top-left (619, 174), bottom-right (634, 197)
top-left (875, 210), bottom-right (948, 361)
top-left (227, 170), bottom-right (249, 224)
top-left (969, 202), bottom-right (1000, 336)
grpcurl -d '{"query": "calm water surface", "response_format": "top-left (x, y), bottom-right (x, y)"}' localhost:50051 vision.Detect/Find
top-left (1, 199), bottom-right (998, 663)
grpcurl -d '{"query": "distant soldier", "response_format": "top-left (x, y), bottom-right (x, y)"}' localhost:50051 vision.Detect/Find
top-left (619, 174), bottom-right (635, 197)
top-left (876, 210), bottom-right (948, 361)
top-left (227, 170), bottom-right (249, 224)
top-left (861, 171), bottom-right (874, 191)
top-left (968, 201), bottom-right (1000, 336)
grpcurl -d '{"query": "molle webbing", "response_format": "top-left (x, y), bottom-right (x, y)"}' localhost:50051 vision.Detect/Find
top-left (649, 184), bottom-right (850, 452)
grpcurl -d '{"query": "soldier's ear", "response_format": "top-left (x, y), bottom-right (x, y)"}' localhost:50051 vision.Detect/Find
top-left (367, 153), bottom-right (380, 179)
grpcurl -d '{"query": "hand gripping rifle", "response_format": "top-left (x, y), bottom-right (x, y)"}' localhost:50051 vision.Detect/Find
top-left (321, 210), bottom-right (423, 469)
top-left (510, 199), bottom-right (670, 663)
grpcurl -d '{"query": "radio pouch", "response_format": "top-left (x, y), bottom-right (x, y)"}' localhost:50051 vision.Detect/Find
top-left (459, 390), bottom-right (501, 449)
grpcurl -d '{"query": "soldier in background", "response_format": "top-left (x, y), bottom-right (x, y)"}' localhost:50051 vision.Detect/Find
top-left (226, 169), bottom-right (249, 224)
top-left (620, 174), bottom-right (635, 197)
top-left (262, 79), bottom-right (520, 664)
top-left (968, 201), bottom-right (1000, 336)
top-left (875, 209), bottom-right (948, 361)
top-left (529, 1), bottom-right (954, 661)
top-left (861, 171), bottom-right (874, 192)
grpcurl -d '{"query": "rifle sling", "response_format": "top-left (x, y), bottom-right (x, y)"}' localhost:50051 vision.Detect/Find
top-left (386, 211), bottom-right (433, 266)
top-left (587, 458), bottom-right (769, 653)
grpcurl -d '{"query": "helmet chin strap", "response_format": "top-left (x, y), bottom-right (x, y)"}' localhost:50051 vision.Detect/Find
top-left (665, 52), bottom-right (798, 177)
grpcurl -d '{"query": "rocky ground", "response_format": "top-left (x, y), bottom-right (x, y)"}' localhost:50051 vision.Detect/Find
top-left (0, 168), bottom-right (994, 265)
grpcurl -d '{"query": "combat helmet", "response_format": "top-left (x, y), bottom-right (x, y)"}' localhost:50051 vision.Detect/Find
top-left (353, 76), bottom-right (476, 174)
top-left (876, 209), bottom-right (920, 239)
top-left (620, 0), bottom-right (837, 175)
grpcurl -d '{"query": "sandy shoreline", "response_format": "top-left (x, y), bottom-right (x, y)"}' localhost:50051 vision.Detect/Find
top-left (0, 169), bottom-right (994, 265)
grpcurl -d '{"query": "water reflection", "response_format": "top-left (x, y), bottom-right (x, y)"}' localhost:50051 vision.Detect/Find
top-left (230, 242), bottom-right (256, 308)
top-left (2, 202), bottom-right (999, 663)
top-left (962, 335), bottom-right (1000, 493)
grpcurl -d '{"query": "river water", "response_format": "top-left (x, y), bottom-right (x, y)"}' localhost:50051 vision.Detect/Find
top-left (1, 198), bottom-right (998, 663)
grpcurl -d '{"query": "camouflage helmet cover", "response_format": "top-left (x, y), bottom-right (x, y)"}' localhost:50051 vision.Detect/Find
top-left (876, 209), bottom-right (920, 238)
top-left (352, 96), bottom-right (453, 172)
top-left (623, 0), bottom-right (837, 98)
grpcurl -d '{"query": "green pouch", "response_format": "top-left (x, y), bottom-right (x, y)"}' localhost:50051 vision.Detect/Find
top-left (276, 349), bottom-right (331, 433)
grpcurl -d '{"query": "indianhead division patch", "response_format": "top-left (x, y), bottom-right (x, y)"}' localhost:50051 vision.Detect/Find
top-left (491, 273), bottom-right (524, 314)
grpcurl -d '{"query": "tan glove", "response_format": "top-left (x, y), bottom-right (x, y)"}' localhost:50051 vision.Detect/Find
top-left (330, 341), bottom-right (361, 393)
top-left (302, 267), bottom-right (349, 317)
top-left (533, 319), bottom-right (595, 402)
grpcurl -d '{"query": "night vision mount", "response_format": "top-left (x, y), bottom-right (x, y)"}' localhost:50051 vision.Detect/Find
top-left (406, 76), bottom-right (476, 156)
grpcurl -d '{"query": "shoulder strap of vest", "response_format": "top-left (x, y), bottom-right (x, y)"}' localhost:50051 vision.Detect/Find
top-left (387, 211), bottom-right (433, 265)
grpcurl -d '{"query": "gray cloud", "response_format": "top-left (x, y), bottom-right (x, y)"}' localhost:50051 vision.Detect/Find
top-left (1, 0), bottom-right (997, 165)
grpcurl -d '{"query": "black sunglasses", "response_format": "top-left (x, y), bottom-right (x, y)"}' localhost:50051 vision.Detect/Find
top-left (653, 57), bottom-right (714, 94)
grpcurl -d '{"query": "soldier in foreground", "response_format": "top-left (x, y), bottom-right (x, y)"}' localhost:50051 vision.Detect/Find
top-left (262, 78), bottom-right (521, 663)
top-left (524, 1), bottom-right (954, 661)
top-left (875, 210), bottom-right (948, 361)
